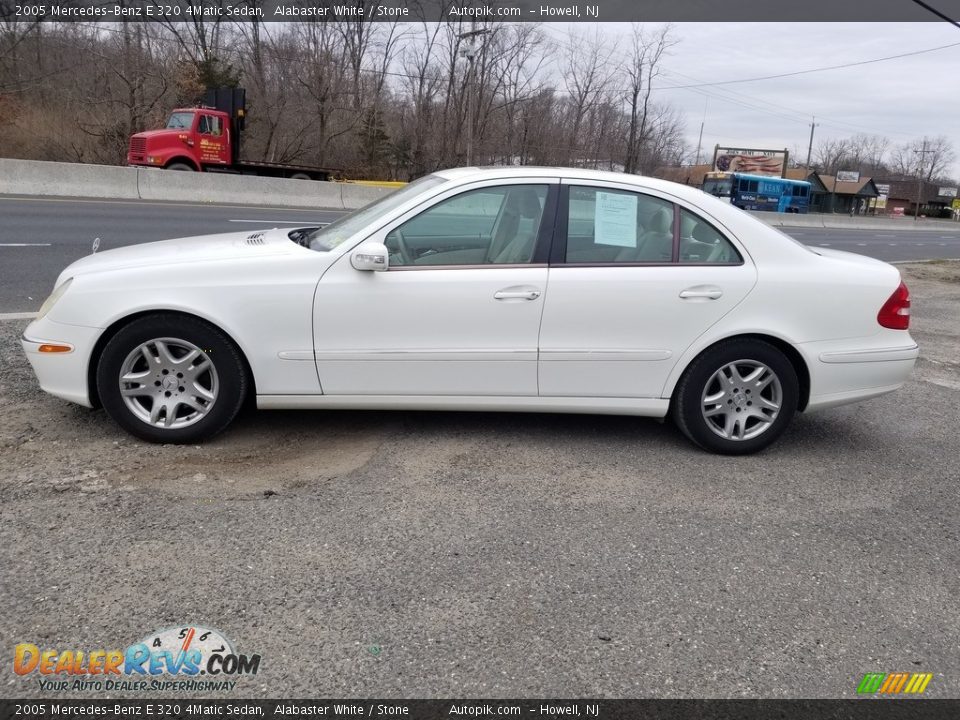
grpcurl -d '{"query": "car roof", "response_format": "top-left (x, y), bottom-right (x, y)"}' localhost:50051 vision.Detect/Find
top-left (433, 166), bottom-right (717, 206)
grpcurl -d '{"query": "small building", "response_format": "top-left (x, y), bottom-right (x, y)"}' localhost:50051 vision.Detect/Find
top-left (874, 179), bottom-right (954, 217)
top-left (808, 173), bottom-right (880, 214)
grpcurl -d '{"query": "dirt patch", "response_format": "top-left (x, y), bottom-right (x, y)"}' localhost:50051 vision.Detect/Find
top-left (900, 258), bottom-right (960, 284)
top-left (0, 324), bottom-right (391, 500)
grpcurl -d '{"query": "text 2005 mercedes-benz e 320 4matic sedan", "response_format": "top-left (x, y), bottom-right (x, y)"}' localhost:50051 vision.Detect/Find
top-left (22, 167), bottom-right (918, 454)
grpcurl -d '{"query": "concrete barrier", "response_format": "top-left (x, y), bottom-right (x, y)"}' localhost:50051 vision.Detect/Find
top-left (340, 182), bottom-right (393, 209)
top-left (3, 159), bottom-right (957, 230)
top-left (0, 158), bottom-right (389, 210)
top-left (751, 210), bottom-right (960, 233)
top-left (135, 166), bottom-right (347, 208)
top-left (0, 158), bottom-right (140, 200)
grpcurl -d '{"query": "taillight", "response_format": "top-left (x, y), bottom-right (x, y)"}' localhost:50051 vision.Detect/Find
top-left (877, 281), bottom-right (910, 330)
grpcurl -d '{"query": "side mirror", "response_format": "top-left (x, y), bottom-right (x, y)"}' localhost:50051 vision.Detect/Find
top-left (350, 242), bottom-right (389, 272)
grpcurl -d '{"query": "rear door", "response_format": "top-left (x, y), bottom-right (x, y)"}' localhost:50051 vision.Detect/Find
top-left (538, 181), bottom-right (757, 399)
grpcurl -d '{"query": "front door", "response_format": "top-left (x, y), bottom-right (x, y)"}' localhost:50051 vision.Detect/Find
top-left (196, 113), bottom-right (230, 166)
top-left (313, 181), bottom-right (557, 396)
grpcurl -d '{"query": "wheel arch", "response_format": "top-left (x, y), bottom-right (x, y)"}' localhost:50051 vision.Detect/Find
top-left (668, 333), bottom-right (811, 412)
top-left (87, 309), bottom-right (256, 409)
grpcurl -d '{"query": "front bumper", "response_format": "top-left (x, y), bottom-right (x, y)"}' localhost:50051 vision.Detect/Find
top-left (22, 317), bottom-right (102, 408)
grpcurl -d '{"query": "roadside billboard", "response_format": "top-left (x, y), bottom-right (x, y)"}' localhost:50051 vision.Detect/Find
top-left (938, 187), bottom-right (957, 198)
top-left (712, 146), bottom-right (788, 177)
top-left (836, 170), bottom-right (861, 183)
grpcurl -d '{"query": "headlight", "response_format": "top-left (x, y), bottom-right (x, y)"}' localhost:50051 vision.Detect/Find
top-left (37, 278), bottom-right (73, 319)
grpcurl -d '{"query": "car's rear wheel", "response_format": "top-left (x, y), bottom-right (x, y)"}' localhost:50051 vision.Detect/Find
top-left (97, 314), bottom-right (248, 443)
top-left (672, 339), bottom-right (798, 455)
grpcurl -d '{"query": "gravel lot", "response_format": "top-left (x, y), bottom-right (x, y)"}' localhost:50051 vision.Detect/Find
top-left (2, 262), bottom-right (958, 699)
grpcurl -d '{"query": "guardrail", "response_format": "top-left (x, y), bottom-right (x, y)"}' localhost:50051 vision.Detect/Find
top-left (0, 158), bottom-right (390, 210)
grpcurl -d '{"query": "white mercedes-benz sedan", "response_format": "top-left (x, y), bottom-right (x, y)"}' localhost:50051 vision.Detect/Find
top-left (22, 167), bottom-right (918, 454)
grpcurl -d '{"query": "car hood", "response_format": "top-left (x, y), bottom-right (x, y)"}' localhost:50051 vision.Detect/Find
top-left (58, 228), bottom-right (306, 282)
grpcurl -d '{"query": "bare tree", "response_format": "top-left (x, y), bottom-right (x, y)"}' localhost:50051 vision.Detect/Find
top-left (892, 135), bottom-right (955, 182)
top-left (846, 133), bottom-right (889, 175)
top-left (622, 24), bottom-right (675, 175)
top-left (560, 29), bottom-right (617, 166)
top-left (814, 138), bottom-right (851, 175)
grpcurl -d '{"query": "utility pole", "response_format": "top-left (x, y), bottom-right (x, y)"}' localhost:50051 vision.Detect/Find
top-left (458, 22), bottom-right (489, 167)
top-left (694, 98), bottom-right (708, 166)
top-left (914, 139), bottom-right (934, 222)
top-left (805, 117), bottom-right (818, 172)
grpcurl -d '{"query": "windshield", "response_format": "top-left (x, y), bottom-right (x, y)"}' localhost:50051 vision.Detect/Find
top-left (308, 174), bottom-right (448, 251)
top-left (703, 178), bottom-right (732, 197)
top-left (166, 112), bottom-right (195, 130)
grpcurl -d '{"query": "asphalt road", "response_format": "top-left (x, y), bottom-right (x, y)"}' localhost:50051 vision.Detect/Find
top-left (782, 225), bottom-right (960, 263)
top-left (1, 262), bottom-right (958, 699)
top-left (2, 195), bottom-right (960, 313)
top-left (0, 195), bottom-right (342, 313)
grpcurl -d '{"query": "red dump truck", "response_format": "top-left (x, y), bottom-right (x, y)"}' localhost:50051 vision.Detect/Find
top-left (126, 88), bottom-right (336, 181)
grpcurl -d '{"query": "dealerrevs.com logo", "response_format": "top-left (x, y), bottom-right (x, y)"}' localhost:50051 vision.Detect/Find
top-left (13, 625), bottom-right (261, 692)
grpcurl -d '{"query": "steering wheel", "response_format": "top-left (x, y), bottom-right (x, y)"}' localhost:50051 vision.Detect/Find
top-left (389, 228), bottom-right (415, 265)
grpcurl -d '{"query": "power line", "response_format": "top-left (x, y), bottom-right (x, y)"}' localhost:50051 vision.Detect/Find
top-left (658, 67), bottom-right (915, 140)
top-left (910, 0), bottom-right (960, 29)
top-left (652, 40), bottom-right (960, 89)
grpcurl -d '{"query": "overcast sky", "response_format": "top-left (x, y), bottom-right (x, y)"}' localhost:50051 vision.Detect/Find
top-left (543, 22), bottom-right (960, 178)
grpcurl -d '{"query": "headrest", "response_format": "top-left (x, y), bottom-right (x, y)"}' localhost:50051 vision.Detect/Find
top-left (507, 188), bottom-right (543, 218)
top-left (647, 207), bottom-right (673, 234)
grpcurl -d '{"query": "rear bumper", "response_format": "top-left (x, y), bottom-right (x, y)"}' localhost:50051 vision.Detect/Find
top-left (801, 338), bottom-right (919, 412)
top-left (21, 318), bottom-right (101, 407)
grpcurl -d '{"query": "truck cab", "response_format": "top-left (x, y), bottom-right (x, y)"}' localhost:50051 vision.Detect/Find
top-left (127, 108), bottom-right (232, 171)
top-left (126, 87), bottom-right (334, 180)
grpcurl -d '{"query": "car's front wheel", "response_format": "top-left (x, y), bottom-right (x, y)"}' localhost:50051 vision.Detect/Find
top-left (672, 339), bottom-right (799, 455)
top-left (97, 314), bottom-right (248, 443)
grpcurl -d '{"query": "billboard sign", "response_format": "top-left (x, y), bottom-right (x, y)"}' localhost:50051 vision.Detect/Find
top-left (836, 170), bottom-right (861, 183)
top-left (938, 187), bottom-right (957, 198)
top-left (712, 146), bottom-right (787, 177)
top-left (875, 183), bottom-right (890, 195)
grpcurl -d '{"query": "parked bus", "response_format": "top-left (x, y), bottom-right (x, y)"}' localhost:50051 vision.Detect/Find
top-left (702, 171), bottom-right (812, 214)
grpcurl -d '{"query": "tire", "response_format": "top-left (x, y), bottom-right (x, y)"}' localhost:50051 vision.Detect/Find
top-left (289, 172), bottom-right (311, 180)
top-left (96, 314), bottom-right (248, 444)
top-left (671, 339), bottom-right (798, 455)
top-left (166, 163), bottom-right (194, 171)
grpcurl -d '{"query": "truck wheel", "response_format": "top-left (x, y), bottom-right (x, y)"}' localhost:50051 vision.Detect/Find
top-left (167, 163), bottom-right (194, 171)
top-left (290, 172), bottom-right (311, 180)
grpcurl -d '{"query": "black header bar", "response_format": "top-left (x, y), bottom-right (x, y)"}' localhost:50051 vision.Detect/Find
top-left (0, 0), bottom-right (954, 23)
top-left (2, 699), bottom-right (960, 720)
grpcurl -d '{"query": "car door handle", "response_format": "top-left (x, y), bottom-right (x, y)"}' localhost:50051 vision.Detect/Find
top-left (679, 286), bottom-right (723, 300)
top-left (494, 289), bottom-right (541, 301)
